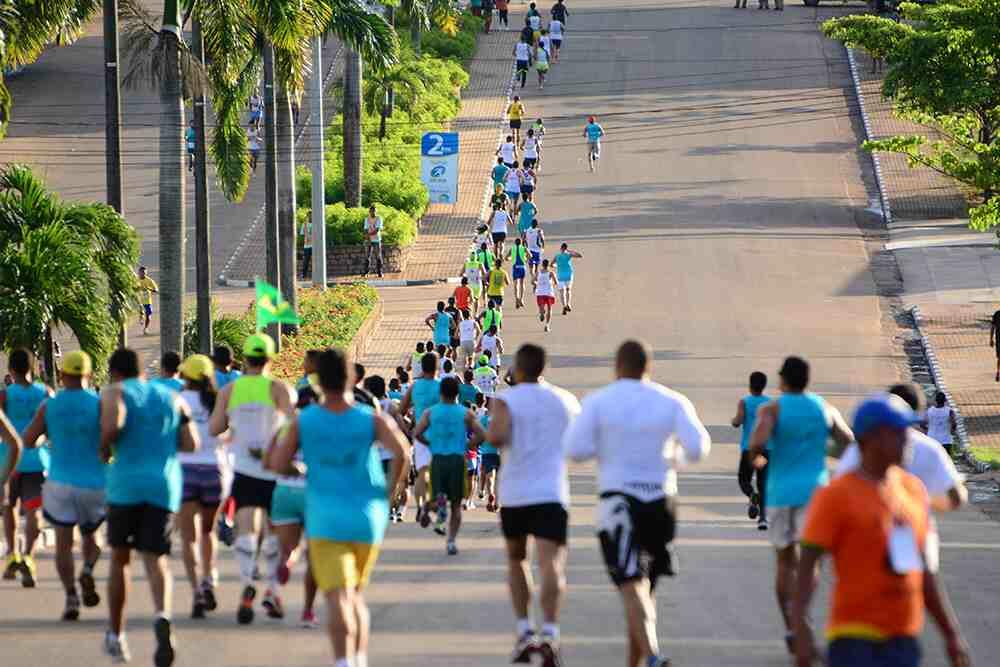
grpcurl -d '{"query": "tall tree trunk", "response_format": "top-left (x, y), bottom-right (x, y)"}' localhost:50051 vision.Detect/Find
top-left (158, 2), bottom-right (186, 356)
top-left (191, 18), bottom-right (212, 354)
top-left (276, 84), bottom-right (298, 326)
top-left (343, 48), bottom-right (363, 207)
top-left (385, 5), bottom-right (396, 120)
top-left (262, 44), bottom-right (281, 347)
top-left (310, 34), bottom-right (327, 290)
top-left (411, 19), bottom-right (421, 55)
top-left (103, 0), bottom-right (127, 348)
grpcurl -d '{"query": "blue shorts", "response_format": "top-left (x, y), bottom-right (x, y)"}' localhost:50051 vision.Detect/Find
top-left (513, 265), bottom-right (526, 280)
top-left (481, 453), bottom-right (500, 474)
top-left (828, 637), bottom-right (920, 667)
top-left (181, 464), bottom-right (222, 507)
top-left (143, 304), bottom-right (153, 317)
top-left (506, 190), bottom-right (520, 201)
top-left (529, 250), bottom-right (541, 266)
top-left (270, 483), bottom-right (307, 526)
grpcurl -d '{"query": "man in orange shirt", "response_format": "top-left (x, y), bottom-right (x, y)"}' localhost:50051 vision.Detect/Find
top-left (792, 394), bottom-right (971, 667)
top-left (454, 278), bottom-right (473, 314)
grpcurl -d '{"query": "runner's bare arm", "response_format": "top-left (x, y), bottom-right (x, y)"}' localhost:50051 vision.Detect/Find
top-left (99, 385), bottom-right (126, 463)
top-left (424, 313), bottom-right (436, 329)
top-left (20, 401), bottom-right (48, 448)
top-left (465, 409), bottom-right (487, 448)
top-left (0, 409), bottom-right (22, 486)
top-left (731, 398), bottom-right (745, 428)
top-left (923, 570), bottom-right (971, 667)
top-left (177, 397), bottom-right (199, 453)
top-left (747, 402), bottom-right (777, 457)
top-left (826, 406), bottom-right (854, 458)
top-left (375, 414), bottom-right (410, 501)
top-left (791, 545), bottom-right (823, 667)
top-left (484, 398), bottom-right (511, 448)
top-left (271, 380), bottom-right (297, 419)
top-left (398, 383), bottom-right (415, 419)
top-left (208, 382), bottom-right (234, 437)
top-left (412, 411), bottom-right (432, 445)
top-left (269, 417), bottom-right (301, 472)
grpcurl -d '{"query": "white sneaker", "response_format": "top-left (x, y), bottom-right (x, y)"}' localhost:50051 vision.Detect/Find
top-left (104, 631), bottom-right (131, 663)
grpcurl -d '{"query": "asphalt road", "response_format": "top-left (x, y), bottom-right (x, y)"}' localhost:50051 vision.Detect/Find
top-left (3, 2), bottom-right (999, 666)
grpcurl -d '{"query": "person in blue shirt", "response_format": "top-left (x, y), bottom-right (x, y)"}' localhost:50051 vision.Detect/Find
top-left (425, 300), bottom-right (455, 351)
top-left (0, 347), bottom-right (52, 588)
top-left (747, 356), bottom-right (853, 654)
top-left (152, 350), bottom-right (185, 394)
top-left (212, 344), bottom-right (242, 389)
top-left (99, 348), bottom-right (199, 665)
top-left (582, 116), bottom-right (605, 171)
top-left (22, 351), bottom-right (105, 620)
top-left (731, 371), bottom-right (771, 530)
top-left (185, 120), bottom-right (196, 172)
top-left (473, 392), bottom-right (501, 512)
top-left (554, 242), bottom-right (583, 315)
top-left (269, 348), bottom-right (409, 667)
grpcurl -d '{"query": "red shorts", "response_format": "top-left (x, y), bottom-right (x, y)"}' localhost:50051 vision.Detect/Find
top-left (536, 295), bottom-right (555, 307)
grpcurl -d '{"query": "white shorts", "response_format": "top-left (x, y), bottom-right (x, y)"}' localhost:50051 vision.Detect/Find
top-left (43, 481), bottom-right (106, 534)
top-left (414, 441), bottom-right (432, 471)
top-left (460, 340), bottom-right (476, 356)
top-left (769, 506), bottom-right (805, 550)
top-left (557, 278), bottom-right (573, 290)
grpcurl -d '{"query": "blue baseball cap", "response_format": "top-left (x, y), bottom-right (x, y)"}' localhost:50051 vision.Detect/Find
top-left (852, 393), bottom-right (920, 439)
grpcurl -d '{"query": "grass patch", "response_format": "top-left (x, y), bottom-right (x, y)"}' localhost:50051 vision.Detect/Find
top-left (969, 446), bottom-right (1000, 470)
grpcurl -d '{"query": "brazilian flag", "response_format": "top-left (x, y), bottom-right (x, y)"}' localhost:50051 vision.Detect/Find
top-left (255, 278), bottom-right (299, 331)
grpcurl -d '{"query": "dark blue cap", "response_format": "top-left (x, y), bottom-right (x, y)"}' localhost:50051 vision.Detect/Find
top-left (852, 393), bottom-right (920, 439)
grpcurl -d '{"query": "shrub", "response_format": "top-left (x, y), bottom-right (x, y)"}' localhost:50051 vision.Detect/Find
top-left (422, 12), bottom-right (483, 65)
top-left (183, 302), bottom-right (255, 363)
top-left (296, 203), bottom-right (417, 248)
top-left (297, 169), bottom-right (429, 225)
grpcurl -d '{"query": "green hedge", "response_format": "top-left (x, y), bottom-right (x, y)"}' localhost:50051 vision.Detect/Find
top-left (422, 12), bottom-right (484, 66)
top-left (296, 164), bottom-right (428, 222)
top-left (297, 203), bottom-right (417, 248)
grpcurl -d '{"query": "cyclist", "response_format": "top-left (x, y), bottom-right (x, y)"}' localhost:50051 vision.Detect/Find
top-left (583, 116), bottom-right (605, 172)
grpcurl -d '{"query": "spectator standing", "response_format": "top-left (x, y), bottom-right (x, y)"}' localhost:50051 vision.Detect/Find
top-left (300, 217), bottom-right (313, 280)
top-left (989, 309), bottom-right (1000, 381)
top-left (364, 205), bottom-right (384, 278)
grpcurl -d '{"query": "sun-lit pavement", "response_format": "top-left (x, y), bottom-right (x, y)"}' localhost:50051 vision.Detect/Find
top-left (2, 2), bottom-right (999, 665)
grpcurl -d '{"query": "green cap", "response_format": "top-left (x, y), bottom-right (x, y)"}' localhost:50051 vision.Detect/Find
top-left (243, 333), bottom-right (276, 359)
top-left (478, 355), bottom-right (489, 367)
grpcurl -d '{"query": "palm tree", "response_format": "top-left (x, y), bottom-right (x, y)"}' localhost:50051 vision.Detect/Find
top-left (363, 59), bottom-right (426, 140)
top-left (343, 47), bottom-right (363, 207)
top-left (0, 165), bottom-right (140, 377)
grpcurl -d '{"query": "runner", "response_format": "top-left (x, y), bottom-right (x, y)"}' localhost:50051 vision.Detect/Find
top-left (514, 37), bottom-right (532, 89)
top-left (525, 219), bottom-right (546, 281)
top-left (583, 116), bottom-right (605, 172)
top-left (505, 160), bottom-right (523, 213)
top-left (153, 351), bottom-right (184, 393)
top-left (406, 342), bottom-right (426, 379)
top-left (100, 347), bottom-right (199, 666)
top-left (365, 376), bottom-right (411, 524)
top-left (480, 298), bottom-right (504, 333)
top-left (549, 17), bottom-right (564, 61)
top-left (551, 0), bottom-right (569, 25)
top-left (564, 339), bottom-right (712, 667)
top-left (0, 348), bottom-right (52, 588)
top-left (925, 390), bottom-right (958, 457)
top-left (486, 344), bottom-right (580, 666)
top-left (212, 345), bottom-right (242, 389)
top-left (0, 412), bottom-right (21, 550)
top-left (477, 325), bottom-right (506, 374)
top-left (489, 206), bottom-right (512, 259)
top-left (137, 266), bottom-right (159, 335)
top-left (520, 164), bottom-right (537, 204)
top-left (174, 355), bottom-right (224, 619)
top-left (463, 440), bottom-right (480, 511)
top-left (459, 370), bottom-right (482, 407)
top-left (463, 251), bottom-right (485, 315)
top-left (498, 134), bottom-right (518, 168)
top-left (747, 355), bottom-right (853, 654)
top-left (249, 91), bottom-right (263, 129)
top-left (20, 352), bottom-right (103, 620)
top-left (399, 353), bottom-right (441, 527)
top-left (473, 355), bottom-right (500, 398)
top-left (445, 297), bottom-right (462, 357)
top-left (792, 394), bottom-right (971, 667)
top-left (454, 278), bottom-right (474, 317)
top-left (507, 238), bottom-right (530, 309)
top-left (492, 158), bottom-right (510, 192)
top-left (487, 258), bottom-right (511, 309)
top-left (527, 3), bottom-right (543, 44)
top-left (730, 371), bottom-right (771, 530)
top-left (506, 96), bottom-right (526, 143)
top-left (535, 39), bottom-right (550, 88)
top-left (458, 309), bottom-right (482, 369)
top-left (554, 243), bottom-right (583, 315)
top-left (521, 128), bottom-right (541, 170)
top-left (425, 301), bottom-right (455, 356)
top-left (412, 377), bottom-right (487, 554)
top-left (248, 125), bottom-right (261, 172)
top-left (534, 258), bottom-right (558, 333)
top-left (475, 393), bottom-right (500, 512)
top-left (185, 120), bottom-right (196, 172)
top-left (209, 333), bottom-right (296, 625)
top-left (517, 198), bottom-right (537, 238)
top-left (490, 182), bottom-right (510, 216)
top-left (269, 348), bottom-right (409, 667)
top-left (477, 242), bottom-right (497, 294)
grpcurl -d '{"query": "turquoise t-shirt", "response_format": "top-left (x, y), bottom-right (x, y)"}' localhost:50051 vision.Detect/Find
top-left (6, 382), bottom-right (50, 473)
top-left (554, 252), bottom-right (573, 281)
top-left (458, 383), bottom-right (480, 407)
top-left (585, 123), bottom-right (603, 141)
top-left (388, 390), bottom-right (404, 402)
top-left (299, 403), bottom-right (388, 544)
top-left (152, 376), bottom-right (184, 393)
top-left (766, 392), bottom-right (830, 508)
top-left (433, 311), bottom-right (453, 346)
top-left (518, 202), bottom-right (536, 233)
top-left (215, 369), bottom-right (242, 389)
top-left (426, 403), bottom-right (468, 456)
top-left (740, 394), bottom-right (771, 452)
top-left (411, 378), bottom-right (441, 423)
top-left (106, 379), bottom-right (183, 511)
top-left (492, 164), bottom-right (509, 185)
top-left (45, 388), bottom-right (105, 490)
top-left (479, 412), bottom-right (496, 455)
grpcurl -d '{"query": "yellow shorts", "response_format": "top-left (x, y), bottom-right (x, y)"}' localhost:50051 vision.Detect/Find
top-left (309, 539), bottom-right (380, 591)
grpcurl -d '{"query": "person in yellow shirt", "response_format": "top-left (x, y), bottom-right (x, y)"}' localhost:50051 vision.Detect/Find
top-left (137, 266), bottom-right (159, 335)
top-left (486, 258), bottom-right (511, 309)
top-left (506, 96), bottom-right (526, 144)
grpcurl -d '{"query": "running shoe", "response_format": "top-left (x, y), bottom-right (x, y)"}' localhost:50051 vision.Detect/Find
top-left (262, 590), bottom-right (285, 619)
top-left (419, 506), bottom-right (432, 529)
top-left (748, 493), bottom-right (760, 520)
top-left (511, 631), bottom-right (539, 663)
top-left (544, 324), bottom-right (550, 333)
top-left (645, 657), bottom-right (673, 667)
top-left (19, 554), bottom-right (37, 588)
top-left (539, 635), bottom-right (563, 667)
top-left (487, 494), bottom-right (498, 512)
top-left (237, 585), bottom-right (256, 625)
top-left (153, 617), bottom-right (176, 667)
top-left (757, 517), bottom-right (769, 531)
top-left (539, 313), bottom-right (545, 322)
top-left (446, 541), bottom-right (458, 556)
top-left (300, 609), bottom-right (318, 629)
top-left (201, 578), bottom-right (217, 611)
top-left (62, 593), bottom-right (81, 621)
top-left (79, 570), bottom-right (100, 607)
top-left (103, 631), bottom-right (131, 664)
top-left (216, 514), bottom-right (235, 546)
top-left (434, 495), bottom-right (448, 536)
top-left (2, 554), bottom-right (20, 580)
top-left (479, 490), bottom-right (486, 500)
top-left (191, 591), bottom-right (207, 619)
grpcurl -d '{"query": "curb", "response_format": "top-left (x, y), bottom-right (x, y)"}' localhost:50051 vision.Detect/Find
top-left (844, 46), bottom-right (893, 226)
top-left (909, 305), bottom-right (991, 473)
top-left (219, 276), bottom-right (445, 289)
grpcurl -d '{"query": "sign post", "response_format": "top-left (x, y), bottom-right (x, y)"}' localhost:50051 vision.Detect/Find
top-left (421, 131), bottom-right (459, 204)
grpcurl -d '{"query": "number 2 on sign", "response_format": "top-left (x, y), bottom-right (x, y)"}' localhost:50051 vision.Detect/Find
top-left (426, 134), bottom-right (445, 155)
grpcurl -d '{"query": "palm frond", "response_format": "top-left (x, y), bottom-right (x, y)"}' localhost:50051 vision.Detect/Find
top-left (210, 53), bottom-right (261, 201)
top-left (120, 0), bottom-right (208, 97)
top-left (324, 0), bottom-right (398, 70)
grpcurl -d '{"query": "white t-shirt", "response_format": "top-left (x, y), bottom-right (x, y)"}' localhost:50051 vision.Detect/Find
top-left (178, 390), bottom-right (221, 466)
top-left (505, 169), bottom-right (521, 193)
top-left (925, 406), bottom-right (953, 445)
top-left (499, 141), bottom-right (517, 164)
top-left (834, 429), bottom-right (963, 498)
top-left (464, 262), bottom-right (482, 284)
top-left (535, 271), bottom-right (555, 296)
top-left (480, 333), bottom-right (499, 355)
top-left (523, 137), bottom-right (539, 158)
top-left (522, 169), bottom-right (536, 187)
top-left (550, 20), bottom-right (563, 37)
top-left (459, 319), bottom-right (477, 342)
top-left (528, 15), bottom-right (541, 30)
top-left (515, 41), bottom-right (532, 61)
top-left (497, 381), bottom-right (581, 507)
top-left (564, 379), bottom-right (712, 500)
top-left (525, 227), bottom-right (543, 252)
top-left (492, 209), bottom-right (510, 234)
top-left (539, 36), bottom-right (550, 53)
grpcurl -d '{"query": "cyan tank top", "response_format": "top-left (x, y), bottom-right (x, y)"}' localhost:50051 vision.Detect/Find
top-left (479, 412), bottom-right (496, 455)
top-left (6, 382), bottom-right (50, 472)
top-left (434, 312), bottom-right (452, 343)
top-left (299, 403), bottom-right (387, 543)
top-left (45, 388), bottom-right (105, 489)
top-left (554, 252), bottom-right (573, 280)
top-left (766, 392), bottom-right (830, 508)
top-left (411, 378), bottom-right (440, 422)
top-left (740, 394), bottom-right (771, 452)
top-left (426, 403), bottom-right (468, 456)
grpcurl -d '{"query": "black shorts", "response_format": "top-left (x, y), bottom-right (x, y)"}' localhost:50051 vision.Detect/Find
top-left (522, 157), bottom-right (537, 168)
top-left (552, 38), bottom-right (562, 48)
top-left (449, 336), bottom-right (460, 349)
top-left (516, 60), bottom-right (529, 73)
top-left (430, 455), bottom-right (466, 503)
top-left (492, 231), bottom-right (507, 245)
top-left (481, 453), bottom-right (501, 474)
top-left (7, 471), bottom-right (45, 512)
top-left (489, 295), bottom-right (504, 306)
top-left (107, 503), bottom-right (174, 556)
top-left (230, 472), bottom-right (277, 512)
top-left (597, 493), bottom-right (677, 588)
top-left (501, 503), bottom-right (568, 546)
top-left (510, 118), bottom-right (522, 128)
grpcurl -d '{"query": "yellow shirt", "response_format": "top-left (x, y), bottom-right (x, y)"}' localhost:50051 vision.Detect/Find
top-left (138, 276), bottom-right (158, 306)
top-left (507, 102), bottom-right (525, 120)
top-left (487, 269), bottom-right (509, 297)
